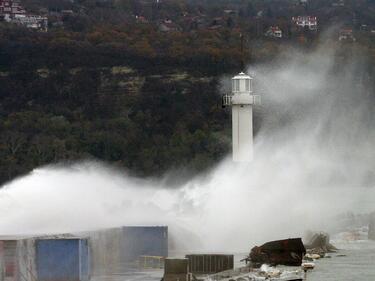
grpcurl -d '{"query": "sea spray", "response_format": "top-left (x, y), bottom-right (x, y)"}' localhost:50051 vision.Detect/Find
top-left (0, 43), bottom-right (374, 252)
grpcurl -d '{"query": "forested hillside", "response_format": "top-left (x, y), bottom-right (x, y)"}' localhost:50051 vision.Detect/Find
top-left (0, 24), bottom-right (241, 184)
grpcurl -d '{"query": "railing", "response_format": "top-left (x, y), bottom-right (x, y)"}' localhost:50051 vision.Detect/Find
top-left (222, 94), bottom-right (232, 108)
top-left (222, 94), bottom-right (261, 107)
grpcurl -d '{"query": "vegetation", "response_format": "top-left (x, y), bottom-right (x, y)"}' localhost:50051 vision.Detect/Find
top-left (0, 0), bottom-right (375, 184)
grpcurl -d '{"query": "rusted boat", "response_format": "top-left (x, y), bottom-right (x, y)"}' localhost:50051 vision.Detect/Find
top-left (246, 238), bottom-right (306, 267)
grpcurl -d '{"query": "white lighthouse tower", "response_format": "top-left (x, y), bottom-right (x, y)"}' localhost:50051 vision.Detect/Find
top-left (223, 72), bottom-right (260, 162)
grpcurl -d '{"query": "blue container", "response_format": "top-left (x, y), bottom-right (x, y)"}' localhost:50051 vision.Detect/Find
top-left (36, 238), bottom-right (90, 281)
top-left (121, 226), bottom-right (168, 262)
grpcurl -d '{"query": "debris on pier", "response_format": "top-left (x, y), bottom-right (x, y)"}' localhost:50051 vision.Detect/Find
top-left (196, 265), bottom-right (305, 281)
top-left (244, 238), bottom-right (306, 267)
top-left (185, 254), bottom-right (234, 275)
top-left (163, 258), bottom-right (192, 281)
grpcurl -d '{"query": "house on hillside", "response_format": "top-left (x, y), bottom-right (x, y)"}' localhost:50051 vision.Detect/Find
top-left (135, 15), bottom-right (148, 23)
top-left (13, 14), bottom-right (48, 31)
top-left (339, 28), bottom-right (355, 42)
top-left (159, 19), bottom-right (179, 32)
top-left (0, 0), bottom-right (47, 31)
top-left (0, 0), bottom-right (25, 20)
top-left (265, 26), bottom-right (282, 38)
top-left (292, 16), bottom-right (318, 31)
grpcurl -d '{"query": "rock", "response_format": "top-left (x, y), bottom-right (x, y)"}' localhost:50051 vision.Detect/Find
top-left (303, 256), bottom-right (314, 262)
top-left (260, 264), bottom-right (281, 278)
top-left (305, 253), bottom-right (320, 260)
top-left (302, 262), bottom-right (315, 270)
top-left (304, 232), bottom-right (337, 257)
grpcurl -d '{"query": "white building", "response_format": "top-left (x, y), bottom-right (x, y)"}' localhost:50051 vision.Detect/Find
top-left (223, 72), bottom-right (260, 162)
top-left (339, 29), bottom-right (355, 42)
top-left (265, 26), bottom-right (282, 38)
top-left (13, 14), bottom-right (48, 31)
top-left (0, 0), bottom-right (47, 31)
top-left (0, 0), bottom-right (25, 19)
top-left (292, 16), bottom-right (318, 31)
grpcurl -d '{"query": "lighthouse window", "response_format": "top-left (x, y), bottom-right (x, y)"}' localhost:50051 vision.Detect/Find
top-left (245, 80), bottom-right (250, 91)
top-left (234, 80), bottom-right (240, 91)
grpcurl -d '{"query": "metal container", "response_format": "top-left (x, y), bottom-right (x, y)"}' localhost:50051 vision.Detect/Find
top-left (164, 258), bottom-right (191, 281)
top-left (89, 228), bottom-right (123, 274)
top-left (121, 226), bottom-right (168, 262)
top-left (35, 238), bottom-right (90, 281)
top-left (87, 226), bottom-right (168, 273)
top-left (0, 240), bottom-right (18, 281)
top-left (0, 237), bottom-right (37, 281)
top-left (17, 238), bottom-right (37, 281)
top-left (185, 254), bottom-right (234, 275)
top-left (164, 258), bottom-right (189, 274)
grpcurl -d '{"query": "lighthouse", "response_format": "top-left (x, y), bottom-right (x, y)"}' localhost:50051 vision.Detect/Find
top-left (223, 72), bottom-right (260, 162)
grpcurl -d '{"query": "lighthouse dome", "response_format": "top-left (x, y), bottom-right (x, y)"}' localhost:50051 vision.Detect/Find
top-left (232, 72), bottom-right (253, 94)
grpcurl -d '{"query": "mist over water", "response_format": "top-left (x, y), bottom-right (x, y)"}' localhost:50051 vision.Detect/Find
top-left (1, 43), bottom-right (374, 252)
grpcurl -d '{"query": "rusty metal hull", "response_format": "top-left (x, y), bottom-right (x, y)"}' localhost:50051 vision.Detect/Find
top-left (249, 238), bottom-right (306, 266)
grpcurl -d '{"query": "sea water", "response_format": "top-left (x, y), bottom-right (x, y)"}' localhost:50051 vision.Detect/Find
top-left (308, 240), bottom-right (375, 280)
